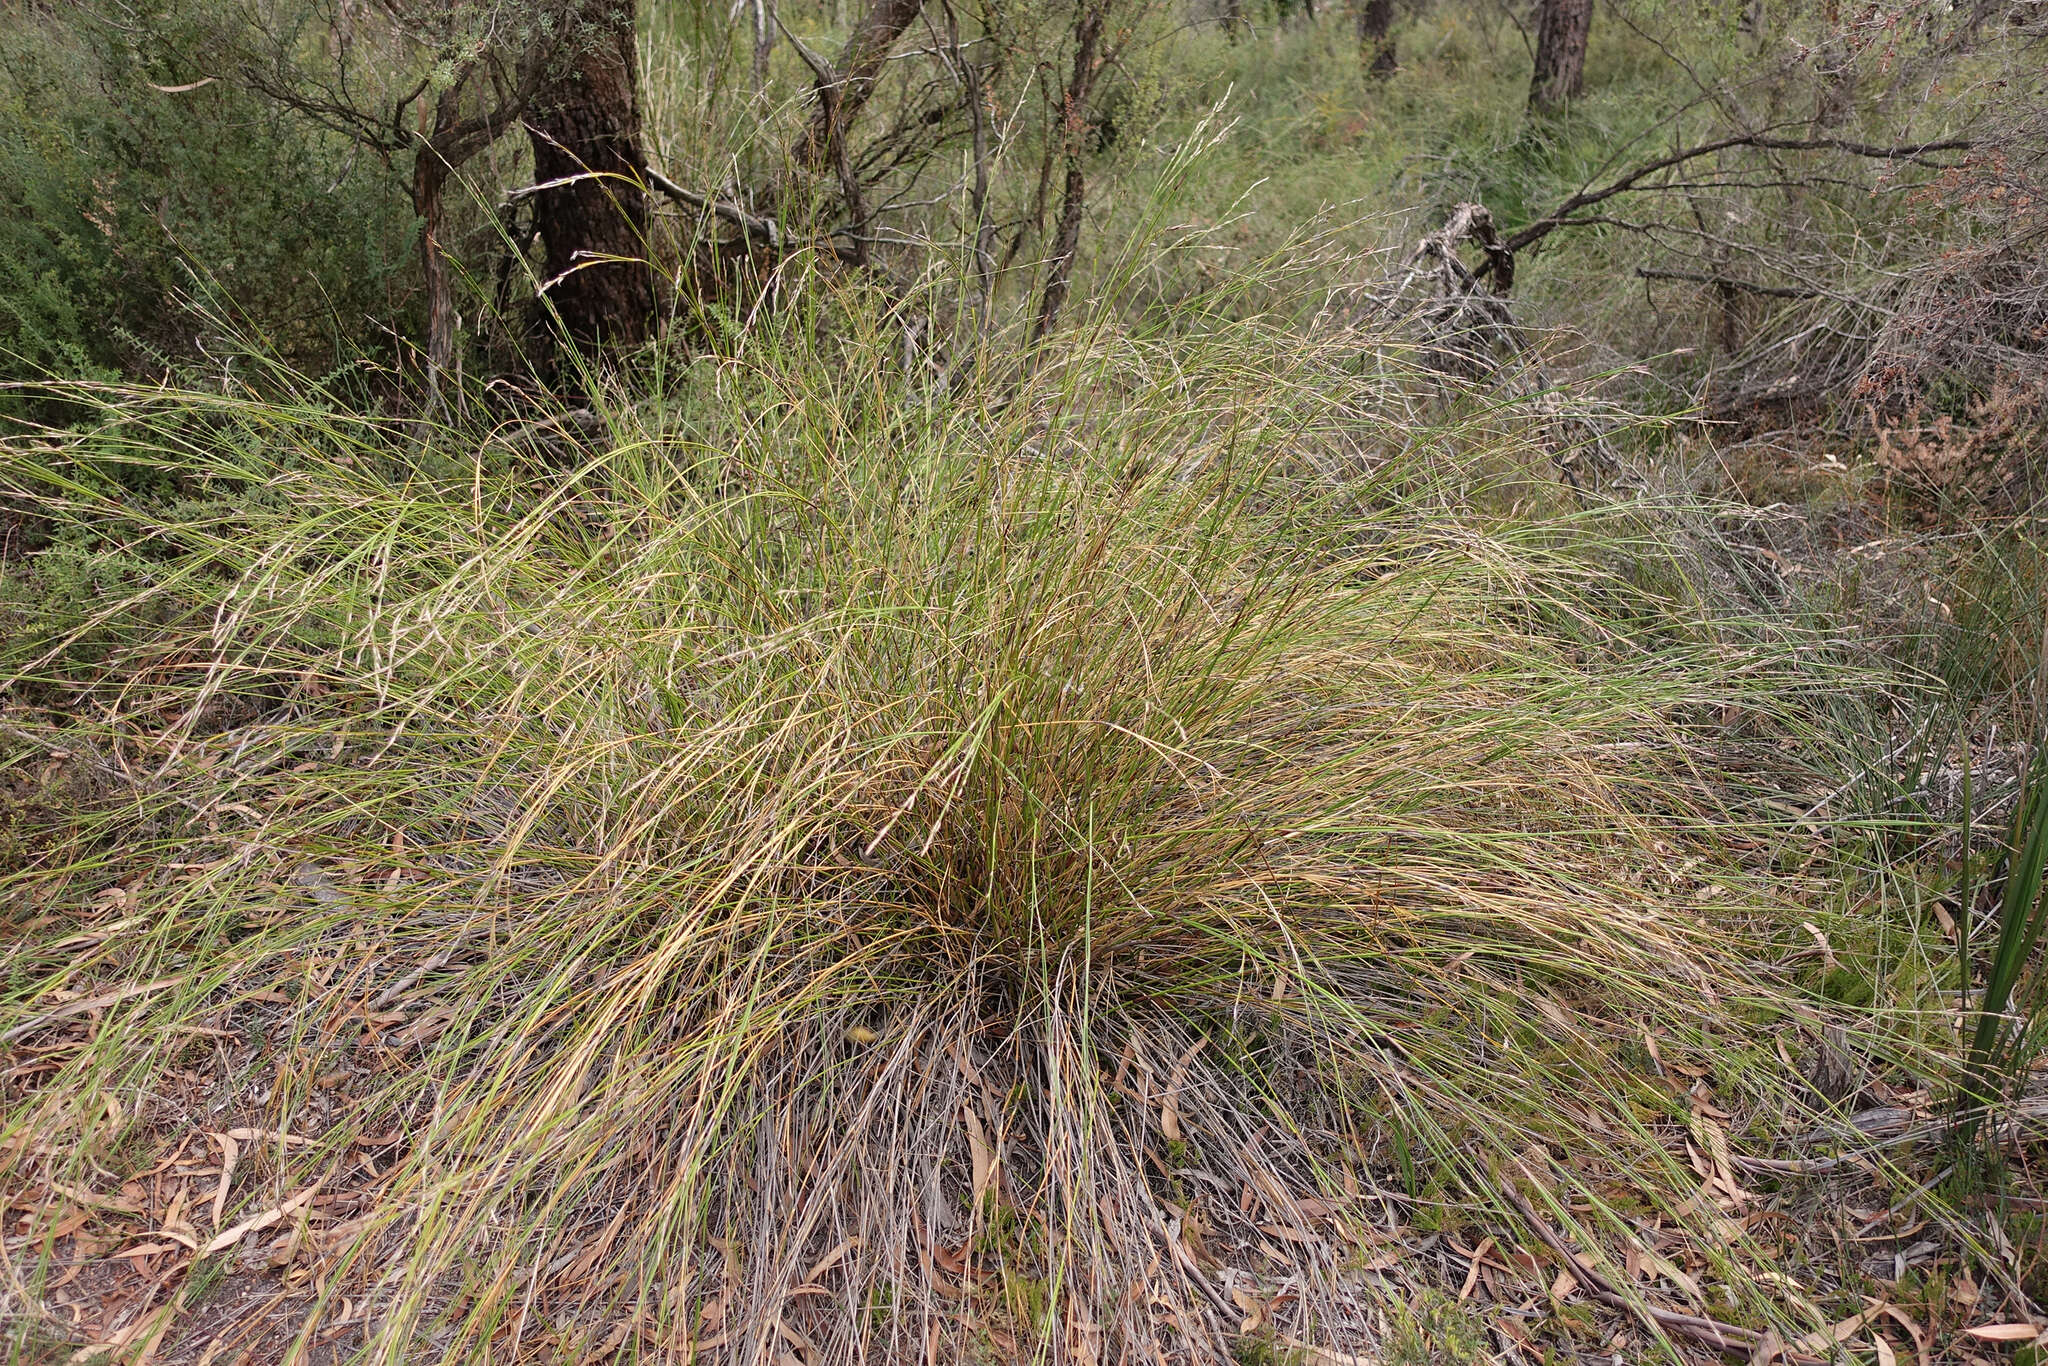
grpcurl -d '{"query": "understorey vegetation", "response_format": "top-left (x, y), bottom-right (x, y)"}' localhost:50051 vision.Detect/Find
top-left (1, 0), bottom-right (2045, 1361)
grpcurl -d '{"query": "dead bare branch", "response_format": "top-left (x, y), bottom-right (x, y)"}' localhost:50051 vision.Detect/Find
top-left (1635, 267), bottom-right (1821, 299)
top-left (1480, 130), bottom-right (1977, 279)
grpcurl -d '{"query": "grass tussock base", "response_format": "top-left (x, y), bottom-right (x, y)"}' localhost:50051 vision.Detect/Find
top-left (2, 317), bottom-right (1881, 1364)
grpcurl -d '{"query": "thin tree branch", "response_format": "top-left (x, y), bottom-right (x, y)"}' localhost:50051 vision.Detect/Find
top-left (1481, 132), bottom-right (1976, 278)
top-left (1635, 267), bottom-right (1821, 299)
top-left (1499, 1173), bottom-right (1824, 1364)
top-left (643, 167), bottom-right (785, 249)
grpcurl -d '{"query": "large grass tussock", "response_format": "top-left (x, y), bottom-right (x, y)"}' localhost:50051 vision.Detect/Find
top-left (2, 319), bottom-right (1860, 1363)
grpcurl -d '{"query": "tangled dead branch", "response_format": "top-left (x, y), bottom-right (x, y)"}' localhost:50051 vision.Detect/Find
top-left (1376, 202), bottom-right (1629, 493)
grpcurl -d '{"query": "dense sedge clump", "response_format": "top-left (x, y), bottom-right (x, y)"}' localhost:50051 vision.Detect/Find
top-left (0, 322), bottom-right (1864, 1364)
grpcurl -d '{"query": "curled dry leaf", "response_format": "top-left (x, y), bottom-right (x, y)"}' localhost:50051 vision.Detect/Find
top-left (1871, 1300), bottom-right (1930, 1366)
top-left (118, 1240), bottom-right (186, 1258)
top-left (210, 1132), bottom-right (238, 1229)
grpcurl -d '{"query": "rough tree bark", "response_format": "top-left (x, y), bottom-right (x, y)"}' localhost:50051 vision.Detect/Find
top-left (1357, 0), bottom-right (1396, 77)
top-left (1528, 0), bottom-right (1591, 112)
top-left (406, 63), bottom-right (553, 404)
top-left (410, 142), bottom-right (455, 393)
top-left (1031, 0), bottom-right (1107, 343)
top-left (526, 0), bottom-right (655, 354)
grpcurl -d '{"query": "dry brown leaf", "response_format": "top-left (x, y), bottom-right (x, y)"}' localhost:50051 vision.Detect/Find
top-left (116, 1241), bottom-right (185, 1259)
top-left (1257, 1223), bottom-right (1322, 1246)
top-left (1458, 1236), bottom-right (1494, 1300)
top-left (1962, 1324), bottom-right (2042, 1342)
top-left (703, 1234), bottom-right (742, 1286)
top-left (802, 1236), bottom-right (860, 1285)
top-left (1789, 1306), bottom-right (1879, 1357)
top-left (1160, 1036), bottom-right (1206, 1142)
top-left (142, 1219), bottom-right (198, 1253)
top-left (223, 1126), bottom-right (312, 1148)
top-left (1278, 1337), bottom-right (1380, 1366)
top-left (210, 1132), bottom-right (238, 1230)
top-left (202, 1183), bottom-right (320, 1256)
top-left (963, 1104), bottom-right (997, 1208)
top-left (776, 1316), bottom-right (819, 1361)
top-left (1872, 1301), bottom-right (1930, 1366)
top-left (46, 1181), bottom-right (142, 1214)
top-left (313, 1213), bottom-right (374, 1252)
top-left (1066, 1305), bottom-right (1102, 1366)
top-left (68, 1295), bottom-right (179, 1365)
top-left (1645, 1251), bottom-right (1705, 1307)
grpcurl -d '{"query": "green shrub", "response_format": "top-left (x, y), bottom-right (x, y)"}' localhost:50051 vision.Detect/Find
top-left (0, 11), bottom-right (415, 411)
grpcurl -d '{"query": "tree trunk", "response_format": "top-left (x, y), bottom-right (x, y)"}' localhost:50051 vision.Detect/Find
top-left (940, 0), bottom-right (996, 333)
top-left (526, 0), bottom-right (655, 355)
top-left (753, 0), bottom-right (775, 92)
top-left (1527, 0), bottom-right (1590, 112)
top-left (1031, 0), bottom-right (1106, 343)
top-left (1357, 0), bottom-right (1396, 76)
top-left (411, 149), bottom-right (455, 405)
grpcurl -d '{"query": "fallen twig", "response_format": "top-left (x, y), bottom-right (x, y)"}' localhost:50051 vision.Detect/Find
top-left (1501, 1168), bottom-right (1821, 1362)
